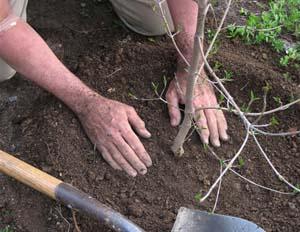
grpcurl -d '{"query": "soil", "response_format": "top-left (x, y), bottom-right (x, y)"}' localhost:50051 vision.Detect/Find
top-left (0, 0), bottom-right (299, 232)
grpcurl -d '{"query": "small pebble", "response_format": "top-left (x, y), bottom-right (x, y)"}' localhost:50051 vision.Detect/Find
top-left (8, 96), bottom-right (18, 103)
top-left (262, 53), bottom-right (268, 59)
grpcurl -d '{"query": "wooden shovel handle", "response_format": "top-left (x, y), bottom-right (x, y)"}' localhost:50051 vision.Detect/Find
top-left (0, 150), bottom-right (145, 232)
top-left (0, 149), bottom-right (62, 199)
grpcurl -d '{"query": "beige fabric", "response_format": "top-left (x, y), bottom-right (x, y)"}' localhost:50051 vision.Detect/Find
top-left (0, 0), bottom-right (28, 82)
top-left (110, 0), bottom-right (174, 36)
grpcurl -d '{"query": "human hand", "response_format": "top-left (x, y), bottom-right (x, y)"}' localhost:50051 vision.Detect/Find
top-left (166, 71), bottom-right (229, 147)
top-left (78, 94), bottom-right (152, 177)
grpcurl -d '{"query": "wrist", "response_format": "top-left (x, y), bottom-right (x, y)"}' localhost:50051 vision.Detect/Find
top-left (70, 89), bottom-right (104, 117)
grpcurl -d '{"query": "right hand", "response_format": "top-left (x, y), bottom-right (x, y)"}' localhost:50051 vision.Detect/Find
top-left (77, 94), bottom-right (152, 177)
top-left (166, 71), bottom-right (229, 147)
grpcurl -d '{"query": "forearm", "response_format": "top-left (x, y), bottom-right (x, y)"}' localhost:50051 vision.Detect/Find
top-left (0, 18), bottom-right (95, 114)
top-left (167, 0), bottom-right (198, 68)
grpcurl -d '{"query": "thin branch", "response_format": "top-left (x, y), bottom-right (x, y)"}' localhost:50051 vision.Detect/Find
top-left (212, 164), bottom-right (223, 213)
top-left (200, 127), bottom-right (250, 202)
top-left (72, 210), bottom-right (82, 232)
top-left (253, 134), bottom-right (300, 193)
top-left (55, 205), bottom-right (71, 232)
top-left (229, 168), bottom-right (294, 195)
top-left (158, 0), bottom-right (190, 67)
top-left (107, 68), bottom-right (122, 78)
top-left (244, 99), bottom-right (300, 116)
top-left (253, 89), bottom-right (268, 125)
top-left (222, 24), bottom-right (283, 32)
top-left (207, 146), bottom-right (294, 195)
top-left (253, 127), bottom-right (300, 137)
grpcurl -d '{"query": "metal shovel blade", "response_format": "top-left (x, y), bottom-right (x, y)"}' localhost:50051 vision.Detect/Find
top-left (172, 207), bottom-right (265, 232)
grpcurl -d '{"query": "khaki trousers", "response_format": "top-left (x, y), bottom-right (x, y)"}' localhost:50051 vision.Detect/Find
top-left (0, 0), bottom-right (174, 82)
top-left (110, 0), bottom-right (174, 36)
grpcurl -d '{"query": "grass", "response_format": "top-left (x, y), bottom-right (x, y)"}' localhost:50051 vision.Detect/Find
top-left (227, 0), bottom-right (300, 67)
top-left (0, 226), bottom-right (13, 232)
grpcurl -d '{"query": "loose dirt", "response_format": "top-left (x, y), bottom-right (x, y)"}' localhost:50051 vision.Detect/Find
top-left (0, 1), bottom-right (299, 231)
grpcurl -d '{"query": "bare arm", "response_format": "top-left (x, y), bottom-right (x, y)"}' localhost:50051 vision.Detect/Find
top-left (0, 0), bottom-right (152, 176)
top-left (0, 0), bottom-right (93, 114)
top-left (167, 0), bottom-right (198, 67)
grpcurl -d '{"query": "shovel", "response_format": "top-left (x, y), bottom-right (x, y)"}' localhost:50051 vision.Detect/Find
top-left (0, 150), bottom-right (265, 232)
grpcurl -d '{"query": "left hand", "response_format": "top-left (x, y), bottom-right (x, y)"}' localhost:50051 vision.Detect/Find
top-left (166, 70), bottom-right (229, 147)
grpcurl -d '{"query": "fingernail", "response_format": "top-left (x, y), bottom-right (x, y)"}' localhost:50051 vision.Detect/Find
top-left (222, 133), bottom-right (229, 141)
top-left (144, 130), bottom-right (151, 138)
top-left (130, 170), bottom-right (137, 177)
top-left (171, 119), bottom-right (176, 126)
top-left (114, 166), bottom-right (122, 171)
top-left (171, 118), bottom-right (179, 127)
top-left (140, 168), bottom-right (147, 175)
top-left (202, 136), bottom-right (209, 145)
top-left (213, 139), bottom-right (221, 147)
top-left (146, 158), bottom-right (152, 167)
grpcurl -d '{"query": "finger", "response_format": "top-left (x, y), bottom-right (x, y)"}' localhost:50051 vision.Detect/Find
top-left (107, 144), bottom-right (137, 177)
top-left (99, 146), bottom-right (122, 170)
top-left (127, 108), bottom-right (151, 138)
top-left (122, 126), bottom-right (152, 167)
top-left (204, 109), bottom-right (220, 147)
top-left (114, 135), bottom-right (148, 175)
top-left (195, 109), bottom-right (210, 145)
top-left (166, 90), bottom-right (181, 126)
top-left (216, 110), bottom-right (229, 141)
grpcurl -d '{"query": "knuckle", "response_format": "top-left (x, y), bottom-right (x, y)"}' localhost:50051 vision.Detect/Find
top-left (105, 129), bottom-right (115, 138)
top-left (139, 120), bottom-right (145, 128)
top-left (118, 160), bottom-right (128, 168)
top-left (208, 117), bottom-right (217, 124)
top-left (166, 91), bottom-right (173, 100)
top-left (121, 127), bottom-right (131, 134)
top-left (128, 106), bottom-right (136, 114)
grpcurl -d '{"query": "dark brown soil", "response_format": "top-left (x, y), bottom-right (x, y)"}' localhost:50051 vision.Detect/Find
top-left (0, 1), bottom-right (299, 232)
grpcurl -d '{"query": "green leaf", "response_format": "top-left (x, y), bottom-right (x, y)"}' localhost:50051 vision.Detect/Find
top-left (0, 226), bottom-right (13, 232)
top-left (238, 156), bottom-right (245, 168)
top-left (194, 193), bottom-right (203, 202)
top-left (128, 92), bottom-right (138, 100)
top-left (220, 159), bottom-right (226, 167)
top-left (227, 0), bottom-right (300, 67)
top-left (240, 7), bottom-right (249, 16)
top-left (270, 116), bottom-right (280, 126)
top-left (273, 96), bottom-right (282, 106)
top-left (147, 37), bottom-right (156, 43)
top-left (293, 184), bottom-right (300, 194)
top-left (163, 75), bottom-right (167, 87)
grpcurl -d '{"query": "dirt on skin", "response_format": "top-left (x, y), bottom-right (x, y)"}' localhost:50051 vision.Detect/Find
top-left (0, 0), bottom-right (299, 232)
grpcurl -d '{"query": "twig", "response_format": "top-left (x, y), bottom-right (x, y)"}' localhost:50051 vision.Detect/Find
top-left (158, 0), bottom-right (190, 67)
top-left (107, 68), bottom-right (122, 78)
top-left (253, 88), bottom-right (268, 125)
top-left (207, 146), bottom-right (294, 195)
top-left (222, 24), bottom-right (283, 32)
top-left (72, 210), bottom-right (82, 232)
top-left (212, 164), bottom-right (223, 213)
top-left (200, 126), bottom-right (250, 202)
top-left (253, 128), bottom-right (300, 137)
top-left (55, 205), bottom-right (71, 232)
top-left (253, 134), bottom-right (300, 193)
top-left (245, 99), bottom-right (300, 116)
top-left (229, 168), bottom-right (294, 195)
